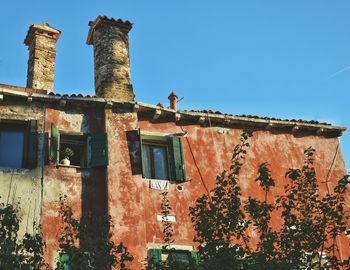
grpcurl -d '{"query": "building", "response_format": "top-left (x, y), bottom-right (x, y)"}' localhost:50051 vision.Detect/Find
top-left (0, 16), bottom-right (348, 269)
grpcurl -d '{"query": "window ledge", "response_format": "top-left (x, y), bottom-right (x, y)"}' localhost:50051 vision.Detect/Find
top-left (57, 164), bottom-right (89, 169)
top-left (143, 177), bottom-right (170, 181)
top-left (0, 167), bottom-right (31, 174)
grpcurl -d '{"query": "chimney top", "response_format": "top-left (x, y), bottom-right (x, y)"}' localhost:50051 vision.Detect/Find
top-left (168, 92), bottom-right (178, 110)
top-left (86, 16), bottom-right (132, 45)
top-left (24, 23), bottom-right (61, 45)
top-left (168, 91), bottom-right (178, 100)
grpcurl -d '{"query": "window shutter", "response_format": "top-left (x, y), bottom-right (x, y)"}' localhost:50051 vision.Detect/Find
top-left (191, 251), bottom-right (201, 269)
top-left (26, 120), bottom-right (38, 169)
top-left (126, 129), bottom-right (143, 175)
top-left (139, 130), bottom-right (146, 177)
top-left (50, 123), bottom-right (59, 164)
top-left (58, 253), bottom-right (71, 270)
top-left (149, 249), bottom-right (161, 268)
top-left (168, 136), bottom-right (186, 182)
top-left (90, 133), bottom-right (108, 167)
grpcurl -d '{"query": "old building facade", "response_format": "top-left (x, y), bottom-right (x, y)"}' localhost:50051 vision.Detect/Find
top-left (0, 16), bottom-right (349, 269)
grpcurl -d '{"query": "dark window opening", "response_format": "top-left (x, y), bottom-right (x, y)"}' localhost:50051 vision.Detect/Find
top-left (140, 134), bottom-right (186, 182)
top-left (142, 142), bottom-right (169, 180)
top-left (0, 124), bottom-right (26, 168)
top-left (148, 249), bottom-right (198, 269)
top-left (50, 123), bottom-right (108, 168)
top-left (59, 134), bottom-right (87, 167)
top-left (166, 250), bottom-right (191, 265)
top-left (0, 120), bottom-right (37, 170)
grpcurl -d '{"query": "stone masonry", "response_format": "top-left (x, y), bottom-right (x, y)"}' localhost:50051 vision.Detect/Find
top-left (24, 24), bottom-right (60, 93)
top-left (87, 16), bottom-right (135, 101)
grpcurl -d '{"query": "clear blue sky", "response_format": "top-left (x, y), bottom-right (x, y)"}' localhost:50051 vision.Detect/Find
top-left (1, 1), bottom-right (350, 169)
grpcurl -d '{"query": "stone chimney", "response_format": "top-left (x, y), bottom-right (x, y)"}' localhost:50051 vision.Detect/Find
top-left (87, 16), bottom-right (135, 101)
top-left (24, 24), bottom-right (60, 93)
top-left (168, 92), bottom-right (178, 110)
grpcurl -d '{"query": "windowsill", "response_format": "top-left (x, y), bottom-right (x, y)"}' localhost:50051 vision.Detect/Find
top-left (0, 167), bottom-right (31, 174)
top-left (57, 164), bottom-right (89, 169)
top-left (143, 178), bottom-right (190, 183)
top-left (143, 177), bottom-right (170, 181)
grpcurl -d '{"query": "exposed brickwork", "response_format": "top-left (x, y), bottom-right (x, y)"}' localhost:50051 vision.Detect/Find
top-left (24, 24), bottom-right (60, 93)
top-left (87, 16), bottom-right (135, 101)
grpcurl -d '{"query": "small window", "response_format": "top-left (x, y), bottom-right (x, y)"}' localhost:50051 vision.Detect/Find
top-left (166, 250), bottom-right (191, 264)
top-left (0, 120), bottom-right (37, 169)
top-left (60, 134), bottom-right (87, 167)
top-left (148, 249), bottom-right (200, 269)
top-left (50, 123), bottom-right (108, 168)
top-left (142, 142), bottom-right (170, 180)
top-left (141, 134), bottom-right (186, 182)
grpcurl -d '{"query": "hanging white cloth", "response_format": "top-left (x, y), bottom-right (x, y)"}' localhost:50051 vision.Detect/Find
top-left (149, 179), bottom-right (169, 190)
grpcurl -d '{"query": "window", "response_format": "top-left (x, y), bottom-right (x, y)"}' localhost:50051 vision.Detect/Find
top-left (60, 134), bottom-right (88, 167)
top-left (148, 249), bottom-right (200, 269)
top-left (50, 123), bottom-right (108, 167)
top-left (142, 142), bottom-right (169, 180)
top-left (141, 134), bottom-right (186, 182)
top-left (0, 120), bottom-right (37, 169)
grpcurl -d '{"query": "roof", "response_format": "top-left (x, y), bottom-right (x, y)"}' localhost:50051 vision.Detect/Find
top-left (0, 83), bottom-right (346, 137)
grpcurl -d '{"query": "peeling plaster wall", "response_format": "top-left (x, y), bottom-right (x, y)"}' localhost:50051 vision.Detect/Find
top-left (42, 107), bottom-right (106, 266)
top-left (105, 110), bottom-right (148, 269)
top-left (0, 103), bottom-right (45, 238)
top-left (131, 120), bottom-right (350, 268)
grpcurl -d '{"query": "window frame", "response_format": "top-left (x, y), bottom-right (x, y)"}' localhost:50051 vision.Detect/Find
top-left (50, 123), bottom-right (108, 168)
top-left (140, 133), bottom-right (186, 182)
top-left (148, 248), bottom-right (200, 269)
top-left (142, 139), bottom-right (171, 180)
top-left (0, 119), bottom-right (37, 169)
top-left (59, 133), bottom-right (88, 167)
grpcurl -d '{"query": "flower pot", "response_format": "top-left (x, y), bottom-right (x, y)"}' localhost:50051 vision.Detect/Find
top-left (61, 158), bottom-right (70, 166)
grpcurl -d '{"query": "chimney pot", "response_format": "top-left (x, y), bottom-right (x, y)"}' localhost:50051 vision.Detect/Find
top-left (87, 16), bottom-right (134, 101)
top-left (168, 91), bottom-right (178, 110)
top-left (24, 24), bottom-right (60, 94)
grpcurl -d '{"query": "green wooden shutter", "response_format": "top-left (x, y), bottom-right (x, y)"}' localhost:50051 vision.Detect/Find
top-left (168, 136), bottom-right (186, 182)
top-left (26, 120), bottom-right (38, 168)
top-left (58, 253), bottom-right (71, 270)
top-left (149, 249), bottom-right (162, 269)
top-left (191, 251), bottom-right (201, 269)
top-left (126, 129), bottom-right (143, 175)
top-left (139, 131), bottom-right (146, 177)
top-left (90, 133), bottom-right (108, 167)
top-left (50, 123), bottom-right (59, 164)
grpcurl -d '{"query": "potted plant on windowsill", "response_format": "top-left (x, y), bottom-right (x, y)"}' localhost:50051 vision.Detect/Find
top-left (61, 147), bottom-right (74, 166)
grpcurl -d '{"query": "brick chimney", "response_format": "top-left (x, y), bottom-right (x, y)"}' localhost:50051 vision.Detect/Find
top-left (168, 92), bottom-right (178, 110)
top-left (87, 16), bottom-right (135, 101)
top-left (24, 24), bottom-right (60, 93)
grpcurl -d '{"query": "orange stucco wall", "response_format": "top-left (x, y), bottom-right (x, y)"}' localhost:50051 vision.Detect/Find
top-left (42, 107), bottom-right (107, 266)
top-left (40, 107), bottom-right (349, 269)
top-left (109, 119), bottom-right (348, 269)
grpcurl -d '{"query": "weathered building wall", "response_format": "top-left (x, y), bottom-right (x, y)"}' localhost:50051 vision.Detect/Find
top-left (42, 106), bottom-right (106, 266)
top-left (0, 102), bottom-right (45, 238)
top-left (105, 109), bottom-right (148, 269)
top-left (125, 119), bottom-right (349, 268)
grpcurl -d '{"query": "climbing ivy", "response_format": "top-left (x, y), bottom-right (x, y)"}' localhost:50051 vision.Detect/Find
top-left (190, 131), bottom-right (350, 270)
top-left (0, 200), bottom-right (48, 269)
top-left (56, 194), bottom-right (133, 270)
top-left (189, 131), bottom-right (252, 270)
